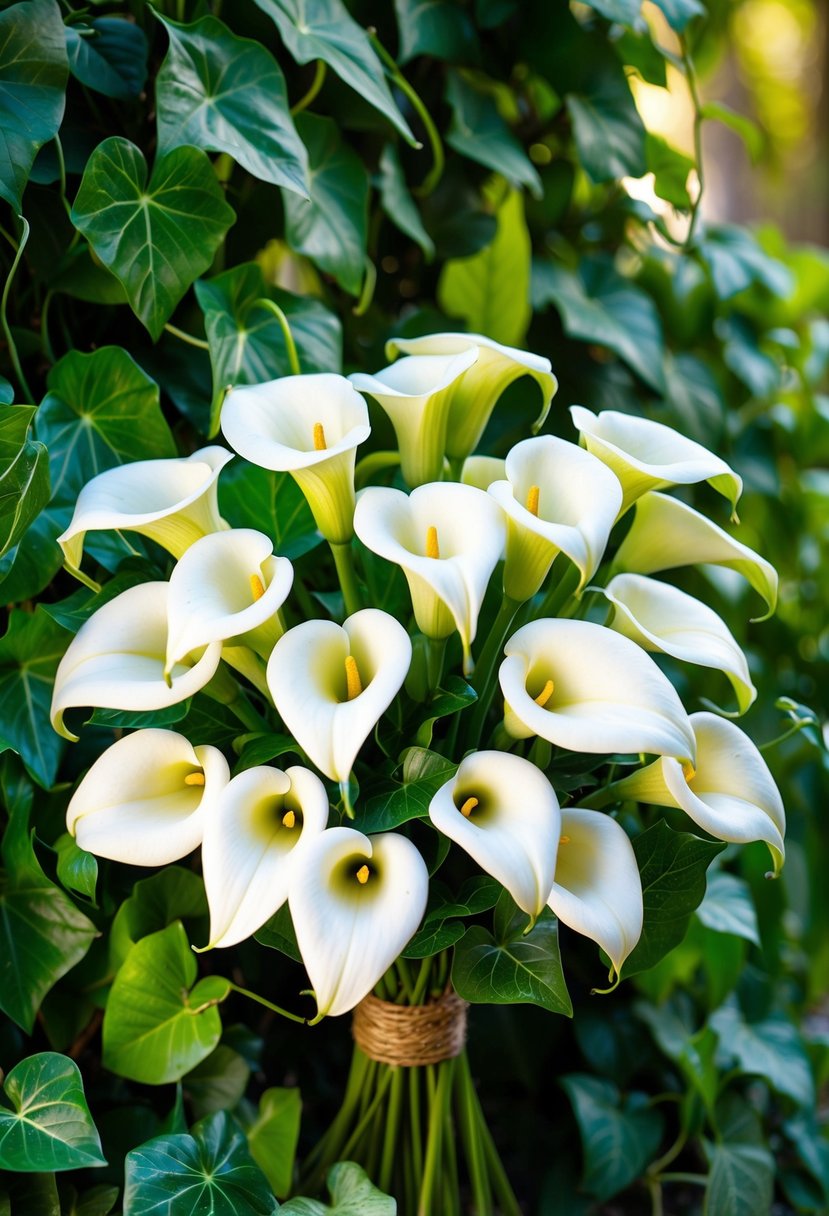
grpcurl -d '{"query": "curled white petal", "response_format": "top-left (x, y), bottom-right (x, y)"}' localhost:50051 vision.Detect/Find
top-left (461, 455), bottom-right (506, 491)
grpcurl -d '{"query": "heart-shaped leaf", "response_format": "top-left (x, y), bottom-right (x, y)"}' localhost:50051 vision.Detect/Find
top-left (0, 1053), bottom-right (105, 1172)
top-left (561, 1074), bottom-right (663, 1204)
top-left (0, 609), bottom-right (69, 788)
top-left (65, 18), bottom-right (148, 99)
top-left (281, 1161), bottom-right (395, 1215)
top-left (247, 1087), bottom-right (302, 1197)
top-left (0, 406), bottom-right (50, 560)
top-left (451, 910), bottom-right (573, 1015)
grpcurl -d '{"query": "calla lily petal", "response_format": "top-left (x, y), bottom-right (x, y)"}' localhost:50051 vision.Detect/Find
top-left (289, 826), bottom-right (429, 1019)
top-left (547, 807), bottom-right (643, 981)
top-left (461, 455), bottom-right (506, 491)
top-left (201, 765), bottom-right (329, 949)
top-left (353, 483), bottom-right (506, 673)
top-left (386, 333), bottom-right (557, 463)
top-left (612, 491), bottom-right (778, 620)
top-left (500, 618), bottom-right (696, 762)
top-left (601, 573), bottom-right (756, 715)
top-left (221, 374), bottom-right (370, 543)
top-left (267, 609), bottom-right (412, 783)
top-left (612, 711), bottom-right (785, 875)
top-left (66, 728), bottom-right (229, 865)
top-left (489, 435), bottom-right (623, 600)
top-left (429, 750), bottom-right (560, 919)
top-left (58, 446), bottom-right (233, 580)
top-left (51, 583), bottom-right (222, 740)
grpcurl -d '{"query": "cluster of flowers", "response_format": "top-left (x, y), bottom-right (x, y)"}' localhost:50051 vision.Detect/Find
top-left (51, 333), bottom-right (785, 1019)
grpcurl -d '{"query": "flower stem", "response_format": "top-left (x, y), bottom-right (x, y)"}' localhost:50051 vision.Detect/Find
top-left (330, 540), bottom-right (364, 617)
top-left (255, 298), bottom-right (302, 375)
top-left (535, 558), bottom-right (581, 620)
top-left (418, 1060), bottom-right (449, 1215)
top-left (455, 1051), bottom-right (491, 1215)
top-left (368, 33), bottom-right (444, 194)
top-left (1, 218), bottom-right (33, 401)
top-left (463, 594), bottom-right (522, 750)
top-left (163, 322), bottom-right (211, 350)
top-left (378, 1066), bottom-right (404, 1194)
top-left (291, 59), bottom-right (326, 114)
top-left (229, 982), bottom-right (306, 1024)
top-left (426, 636), bottom-right (446, 694)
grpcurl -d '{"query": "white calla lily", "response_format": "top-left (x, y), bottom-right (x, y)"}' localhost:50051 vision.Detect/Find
top-left (166, 528), bottom-right (293, 673)
top-left (429, 750), bottom-right (560, 919)
top-left (570, 406), bottom-right (743, 517)
top-left (57, 446), bottom-right (233, 586)
top-left (289, 826), bottom-right (429, 1020)
top-left (612, 491), bottom-right (778, 620)
top-left (386, 333), bottom-right (557, 463)
top-left (500, 618), bottom-right (695, 762)
top-left (601, 573), bottom-right (756, 715)
top-left (349, 349), bottom-right (478, 486)
top-left (267, 608), bottom-right (411, 786)
top-left (353, 483), bottom-right (506, 673)
top-left (611, 711), bottom-right (785, 875)
top-left (461, 455), bottom-right (506, 491)
top-left (66, 728), bottom-right (229, 865)
top-left (51, 582), bottom-right (222, 740)
top-left (201, 765), bottom-right (329, 950)
top-left (488, 436), bottom-right (622, 600)
top-left (547, 807), bottom-right (643, 983)
top-left (221, 373), bottom-right (370, 543)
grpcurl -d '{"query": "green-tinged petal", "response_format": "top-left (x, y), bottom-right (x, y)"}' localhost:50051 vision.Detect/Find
top-left (461, 455), bottom-right (506, 491)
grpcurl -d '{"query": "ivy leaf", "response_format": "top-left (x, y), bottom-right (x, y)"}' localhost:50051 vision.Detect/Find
top-left (0, 1053), bottom-right (105, 1172)
top-left (252, 0), bottom-right (416, 145)
top-left (402, 918), bottom-right (465, 959)
top-left (219, 463), bottom-right (320, 561)
top-left (699, 101), bottom-right (763, 162)
top-left (282, 114), bottom-right (370, 296)
top-left (704, 1142), bottom-right (773, 1216)
top-left (710, 1001), bottom-right (814, 1107)
top-left (65, 18), bottom-right (148, 100)
top-left (652, 0), bottom-right (705, 31)
top-left (54, 834), bottom-right (98, 904)
top-left (561, 1075), bottom-right (663, 1204)
top-left (696, 225), bottom-right (793, 300)
top-left (247, 1087), bottom-right (302, 1198)
top-left (360, 747), bottom-right (456, 832)
top-left (646, 133), bottom-right (694, 208)
top-left (0, 377), bottom-right (12, 405)
top-left (184, 1046), bottom-right (250, 1121)
top-left (695, 871), bottom-right (760, 945)
top-left (109, 867), bottom-right (208, 971)
top-left (155, 14), bottom-right (309, 198)
top-left (577, 0), bottom-right (644, 24)
top-left (414, 676), bottom-right (476, 749)
top-left (71, 138), bottom-right (236, 339)
top-left (0, 0), bottom-right (68, 211)
top-left (0, 610), bottom-right (69, 787)
top-left (445, 72), bottom-right (542, 198)
top-left (565, 61), bottom-right (646, 182)
top-left (0, 406), bottom-right (50, 560)
top-left (394, 0), bottom-right (478, 63)
top-left (451, 910), bottom-right (572, 1015)
top-left (280, 1161), bottom-right (395, 1215)
top-left (377, 144), bottom-right (434, 260)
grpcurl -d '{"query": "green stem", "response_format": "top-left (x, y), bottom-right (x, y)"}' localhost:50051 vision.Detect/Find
top-left (369, 32), bottom-right (444, 193)
top-left (355, 449), bottom-right (401, 488)
top-left (658, 1173), bottom-right (709, 1186)
top-left (455, 1052), bottom-right (491, 1216)
top-left (426, 636), bottom-right (446, 694)
top-left (164, 321), bottom-right (210, 350)
top-left (352, 257), bottom-right (377, 316)
top-left (330, 540), bottom-right (364, 616)
top-left (681, 35), bottom-right (705, 247)
top-left (411, 956), bottom-right (434, 1004)
top-left (441, 1062), bottom-right (460, 1216)
top-left (463, 594), bottom-right (522, 750)
top-left (534, 559), bottom-right (581, 620)
top-left (378, 1066), bottom-right (404, 1194)
top-left (291, 59), bottom-right (327, 115)
top-left (40, 289), bottom-right (56, 362)
top-left (395, 956), bottom-right (415, 1002)
top-left (474, 1090), bottom-right (522, 1216)
top-left (255, 298), bottom-right (302, 375)
top-left (1, 218), bottom-right (33, 401)
top-left (418, 1060), bottom-right (449, 1216)
top-left (229, 982), bottom-right (306, 1024)
top-left (339, 1066), bottom-right (395, 1161)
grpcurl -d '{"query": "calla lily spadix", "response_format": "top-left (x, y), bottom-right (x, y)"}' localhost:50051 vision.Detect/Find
top-left (51, 583), bottom-right (222, 741)
top-left (221, 373), bottom-right (370, 544)
top-left (349, 349), bottom-right (478, 487)
top-left (547, 807), bottom-right (643, 985)
top-left (385, 333), bottom-right (557, 464)
top-left (612, 491), bottom-right (778, 621)
top-left (600, 573), bottom-right (756, 716)
top-left (267, 608), bottom-right (412, 786)
top-left (500, 618), bottom-right (696, 762)
top-left (570, 406), bottom-right (743, 518)
top-left (200, 764), bottom-right (329, 950)
top-left (57, 446), bottom-right (233, 586)
top-left (429, 750), bottom-right (560, 920)
top-left (461, 455), bottom-right (506, 492)
top-left (488, 435), bottom-right (622, 601)
top-left (165, 528), bottom-right (293, 675)
top-left (353, 482), bottom-right (506, 674)
top-left (610, 711), bottom-right (786, 876)
top-left (65, 728), bottom-right (229, 865)
top-left (289, 826), bottom-right (429, 1020)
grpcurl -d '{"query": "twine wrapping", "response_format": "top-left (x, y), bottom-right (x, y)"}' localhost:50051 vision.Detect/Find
top-left (352, 989), bottom-right (469, 1067)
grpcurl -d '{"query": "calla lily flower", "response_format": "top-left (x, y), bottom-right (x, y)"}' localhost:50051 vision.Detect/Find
top-left (221, 374), bottom-right (370, 544)
top-left (612, 491), bottom-right (778, 620)
top-left (349, 349), bottom-right (478, 486)
top-left (267, 609), bottom-right (411, 785)
top-left (500, 618), bottom-right (695, 762)
top-left (353, 483), bottom-right (506, 673)
top-left (65, 728), bottom-right (229, 865)
top-left (429, 750), bottom-right (560, 920)
top-left (600, 573), bottom-right (756, 715)
top-left (610, 711), bottom-right (786, 875)
top-left (165, 528), bottom-right (293, 674)
top-left (461, 455), bottom-right (506, 491)
top-left (51, 583), bottom-right (222, 740)
top-left (386, 333), bottom-right (557, 463)
top-left (201, 765), bottom-right (329, 950)
top-left (289, 826), bottom-right (429, 1020)
top-left (570, 406), bottom-right (743, 517)
top-left (58, 446), bottom-right (233, 584)
top-left (547, 807), bottom-right (643, 983)
top-left (488, 436), bottom-right (622, 601)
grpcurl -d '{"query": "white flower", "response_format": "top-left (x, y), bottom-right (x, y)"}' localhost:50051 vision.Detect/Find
top-left (65, 728), bottom-right (229, 865)
top-left (266, 609), bottom-right (411, 784)
top-left (289, 826), bottom-right (429, 1020)
top-left (499, 618), bottom-right (696, 762)
top-left (429, 750), bottom-right (560, 919)
top-left (461, 455), bottom-right (506, 491)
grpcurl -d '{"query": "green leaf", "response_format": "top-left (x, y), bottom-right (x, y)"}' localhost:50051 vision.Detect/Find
top-left (696, 225), bottom-right (793, 300)
top-left (0, 0), bottom-right (68, 211)
top-left (360, 747), bottom-right (456, 832)
top-left (0, 377), bottom-right (12, 405)
top-left (402, 918), bottom-right (465, 959)
top-left (651, 0), bottom-right (704, 30)
top-left (0, 1053), bottom-right (105, 1172)
top-left (54, 834), bottom-right (97, 904)
top-left (451, 911), bottom-right (572, 1015)
top-left (247, 1087), bottom-right (301, 1198)
top-left (533, 255), bottom-right (666, 393)
top-left (377, 144), bottom-right (434, 259)
top-left (394, 0), bottom-right (477, 62)
top-left (578, 0), bottom-right (643, 24)
top-left (646, 132), bottom-right (694, 208)
top-left (700, 100), bottom-right (763, 162)
top-left (155, 14), bottom-right (308, 197)
top-left (622, 821), bottom-right (725, 977)
top-left (58, 1184), bottom-right (119, 1216)
top-left (124, 1111), bottom-right (278, 1215)
top-left (252, 0), bottom-right (416, 144)
top-left (565, 60), bottom-right (646, 182)
top-left (414, 676), bottom-right (476, 748)
top-left (282, 114), bottom-right (369, 295)
top-left (695, 871), bottom-right (760, 945)
top-left (0, 406), bottom-right (50, 561)
top-left (255, 901), bottom-right (302, 962)
top-left (219, 463), bottom-right (320, 561)
top-left (71, 138), bottom-right (236, 340)
top-left (704, 1140), bottom-right (773, 1216)
top-left (710, 1002), bottom-right (814, 1107)
top-left (103, 922), bottom-right (228, 1084)
top-left (109, 867), bottom-right (208, 970)
top-left (0, 610), bottom-right (68, 787)
top-left (445, 72), bottom-right (542, 198)
top-left (0, 1171), bottom-right (60, 1215)
top-left (281, 1161), bottom-right (394, 1215)
top-left (65, 18), bottom-right (148, 100)
top-left (561, 1074), bottom-right (663, 1203)
top-left (438, 184), bottom-right (531, 347)
top-left (184, 1045), bottom-right (250, 1120)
